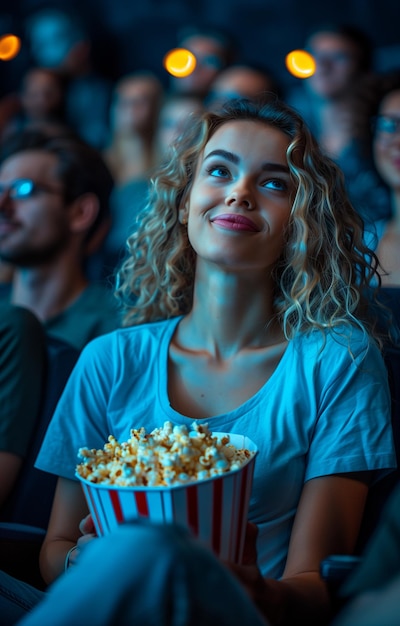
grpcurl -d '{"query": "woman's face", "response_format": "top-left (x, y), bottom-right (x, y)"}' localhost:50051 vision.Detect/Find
top-left (183, 119), bottom-right (295, 274)
top-left (373, 89), bottom-right (400, 193)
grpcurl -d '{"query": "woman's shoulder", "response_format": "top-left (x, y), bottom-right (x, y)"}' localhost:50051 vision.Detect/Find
top-left (288, 325), bottom-right (387, 393)
top-left (81, 316), bottom-right (182, 355)
top-left (292, 324), bottom-right (380, 365)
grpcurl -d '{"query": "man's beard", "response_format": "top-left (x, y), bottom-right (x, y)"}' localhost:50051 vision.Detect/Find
top-left (0, 234), bottom-right (69, 267)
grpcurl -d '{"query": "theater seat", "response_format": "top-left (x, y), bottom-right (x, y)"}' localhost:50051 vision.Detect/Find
top-left (320, 345), bottom-right (400, 604)
top-left (0, 336), bottom-right (79, 589)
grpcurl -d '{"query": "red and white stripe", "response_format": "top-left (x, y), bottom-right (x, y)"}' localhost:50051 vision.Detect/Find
top-left (79, 433), bottom-right (257, 564)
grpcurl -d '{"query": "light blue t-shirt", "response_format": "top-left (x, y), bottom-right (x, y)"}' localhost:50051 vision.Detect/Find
top-left (36, 316), bottom-right (396, 578)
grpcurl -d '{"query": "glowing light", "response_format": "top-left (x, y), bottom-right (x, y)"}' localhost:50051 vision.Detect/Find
top-left (285, 50), bottom-right (316, 79)
top-left (0, 35), bottom-right (21, 61)
top-left (163, 48), bottom-right (196, 78)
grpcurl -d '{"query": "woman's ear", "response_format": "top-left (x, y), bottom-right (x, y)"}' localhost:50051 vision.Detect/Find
top-left (178, 203), bottom-right (188, 225)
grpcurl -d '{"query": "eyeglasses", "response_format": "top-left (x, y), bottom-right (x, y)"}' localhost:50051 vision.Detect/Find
top-left (189, 53), bottom-right (223, 70)
top-left (307, 50), bottom-right (355, 65)
top-left (0, 178), bottom-right (64, 200)
top-left (372, 115), bottom-right (400, 136)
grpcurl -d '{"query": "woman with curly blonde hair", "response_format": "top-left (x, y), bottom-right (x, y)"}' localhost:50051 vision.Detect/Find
top-left (116, 97), bottom-right (382, 341)
top-left (4, 99), bottom-right (395, 626)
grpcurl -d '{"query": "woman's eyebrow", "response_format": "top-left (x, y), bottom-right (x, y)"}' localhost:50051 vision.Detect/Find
top-left (261, 163), bottom-right (290, 174)
top-left (204, 149), bottom-right (239, 164)
top-left (203, 149), bottom-right (290, 174)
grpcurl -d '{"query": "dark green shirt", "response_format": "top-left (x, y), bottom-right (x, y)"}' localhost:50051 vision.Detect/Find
top-left (44, 282), bottom-right (120, 351)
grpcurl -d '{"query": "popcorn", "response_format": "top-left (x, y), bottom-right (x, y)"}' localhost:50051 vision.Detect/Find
top-left (76, 428), bottom-right (258, 563)
top-left (76, 421), bottom-right (254, 487)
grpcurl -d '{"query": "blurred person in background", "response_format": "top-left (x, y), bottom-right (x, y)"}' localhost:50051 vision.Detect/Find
top-left (101, 71), bottom-right (164, 274)
top-left (287, 22), bottom-right (373, 159)
top-left (350, 69), bottom-right (400, 330)
top-left (103, 71), bottom-right (163, 184)
top-left (24, 6), bottom-right (113, 150)
top-left (1, 67), bottom-right (69, 141)
top-left (0, 303), bottom-right (46, 511)
top-left (0, 259), bottom-right (14, 292)
top-left (287, 22), bottom-right (392, 226)
top-left (369, 71), bottom-right (400, 289)
top-left (0, 128), bottom-right (119, 351)
top-left (168, 24), bottom-right (237, 102)
top-left (0, 67), bottom-right (73, 291)
top-left (205, 62), bottom-right (281, 111)
top-left (156, 93), bottom-right (204, 160)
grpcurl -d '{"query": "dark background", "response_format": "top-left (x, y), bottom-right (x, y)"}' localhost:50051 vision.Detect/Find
top-left (1, 0), bottom-right (399, 94)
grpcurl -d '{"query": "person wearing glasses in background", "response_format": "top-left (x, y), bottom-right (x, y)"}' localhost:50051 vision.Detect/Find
top-left (347, 69), bottom-right (400, 329)
top-left (0, 129), bottom-right (119, 351)
top-left (286, 23), bottom-right (392, 228)
top-left (286, 22), bottom-right (373, 160)
top-left (168, 24), bottom-right (237, 103)
top-left (370, 73), bottom-right (400, 288)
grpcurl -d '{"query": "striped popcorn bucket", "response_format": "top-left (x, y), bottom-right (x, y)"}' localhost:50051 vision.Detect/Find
top-left (77, 433), bottom-right (258, 564)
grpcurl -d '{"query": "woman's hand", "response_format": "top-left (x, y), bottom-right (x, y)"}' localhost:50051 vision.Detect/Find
top-left (228, 476), bottom-right (369, 625)
top-left (77, 513), bottom-right (97, 546)
top-left (68, 514), bottom-right (97, 567)
top-left (78, 512), bottom-right (97, 539)
top-left (226, 522), bottom-right (282, 623)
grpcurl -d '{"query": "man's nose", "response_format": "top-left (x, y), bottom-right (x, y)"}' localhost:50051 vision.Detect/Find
top-left (0, 187), bottom-right (13, 213)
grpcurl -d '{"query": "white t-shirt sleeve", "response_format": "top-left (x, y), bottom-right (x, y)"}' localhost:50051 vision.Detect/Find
top-left (305, 335), bottom-right (395, 481)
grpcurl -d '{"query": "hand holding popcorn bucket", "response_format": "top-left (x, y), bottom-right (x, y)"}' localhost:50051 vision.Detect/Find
top-left (76, 423), bottom-right (258, 564)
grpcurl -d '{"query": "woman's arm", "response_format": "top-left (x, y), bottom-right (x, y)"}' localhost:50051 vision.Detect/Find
top-left (230, 474), bottom-right (369, 626)
top-left (0, 452), bottom-right (23, 507)
top-left (39, 477), bottom-right (91, 585)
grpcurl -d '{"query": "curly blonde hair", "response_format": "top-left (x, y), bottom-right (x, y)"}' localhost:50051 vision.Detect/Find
top-left (115, 98), bottom-right (383, 342)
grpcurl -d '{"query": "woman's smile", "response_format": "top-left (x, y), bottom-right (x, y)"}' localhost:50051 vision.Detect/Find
top-left (185, 120), bottom-right (293, 270)
top-left (210, 212), bottom-right (260, 232)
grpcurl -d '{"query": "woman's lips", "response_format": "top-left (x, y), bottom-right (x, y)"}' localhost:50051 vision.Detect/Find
top-left (211, 213), bottom-right (260, 232)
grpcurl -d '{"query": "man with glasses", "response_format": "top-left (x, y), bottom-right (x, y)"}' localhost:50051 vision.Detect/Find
top-left (0, 129), bottom-right (119, 351)
top-left (286, 22), bottom-right (392, 227)
top-left (286, 22), bottom-right (373, 156)
top-left (168, 25), bottom-right (236, 102)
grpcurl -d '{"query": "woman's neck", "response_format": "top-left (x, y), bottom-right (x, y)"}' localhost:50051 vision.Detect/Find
top-left (179, 266), bottom-right (282, 360)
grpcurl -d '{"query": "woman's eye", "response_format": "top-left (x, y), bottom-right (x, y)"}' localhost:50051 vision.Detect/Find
top-left (264, 179), bottom-right (288, 191)
top-left (207, 165), bottom-right (230, 178)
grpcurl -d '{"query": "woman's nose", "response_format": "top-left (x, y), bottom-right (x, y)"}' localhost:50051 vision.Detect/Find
top-left (225, 183), bottom-right (254, 210)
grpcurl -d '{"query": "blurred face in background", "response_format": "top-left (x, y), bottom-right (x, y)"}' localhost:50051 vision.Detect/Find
top-left (27, 11), bottom-right (77, 69)
top-left (111, 75), bottom-right (162, 136)
top-left (20, 68), bottom-right (65, 122)
top-left (306, 31), bottom-right (364, 99)
top-left (0, 151), bottom-right (68, 266)
top-left (170, 34), bottom-right (228, 98)
top-left (156, 96), bottom-right (204, 157)
top-left (206, 65), bottom-right (276, 111)
top-left (373, 89), bottom-right (400, 194)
